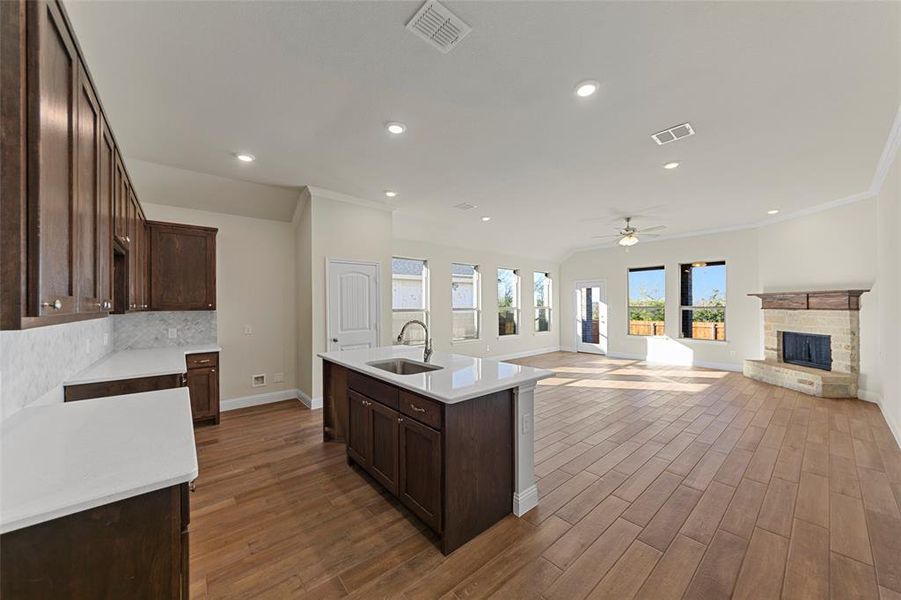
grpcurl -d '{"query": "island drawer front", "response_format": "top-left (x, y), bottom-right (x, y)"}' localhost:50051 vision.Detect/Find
top-left (348, 371), bottom-right (398, 409)
top-left (400, 391), bottom-right (443, 430)
top-left (186, 353), bottom-right (218, 369)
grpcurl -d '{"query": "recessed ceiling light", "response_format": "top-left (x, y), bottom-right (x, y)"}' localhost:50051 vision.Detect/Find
top-left (384, 190), bottom-right (397, 198)
top-left (574, 80), bottom-right (599, 98)
top-left (235, 153), bottom-right (255, 162)
top-left (385, 122), bottom-right (406, 135)
top-left (481, 216), bottom-right (491, 222)
top-left (767, 209), bottom-right (780, 215)
top-left (663, 161), bottom-right (680, 170)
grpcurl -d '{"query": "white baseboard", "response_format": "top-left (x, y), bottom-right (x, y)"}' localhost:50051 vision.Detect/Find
top-left (299, 389), bottom-right (323, 410)
top-left (606, 351), bottom-right (743, 372)
top-left (491, 346), bottom-right (562, 362)
top-left (858, 389), bottom-right (882, 404)
top-left (513, 484), bottom-right (539, 516)
top-left (221, 388), bottom-right (301, 412)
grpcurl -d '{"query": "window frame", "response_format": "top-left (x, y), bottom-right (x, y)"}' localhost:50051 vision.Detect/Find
top-left (627, 265), bottom-right (666, 338)
top-left (497, 267), bottom-right (521, 337)
top-left (679, 260), bottom-right (727, 342)
top-left (533, 271), bottom-right (552, 334)
top-left (451, 263), bottom-right (481, 343)
top-left (391, 256), bottom-right (430, 346)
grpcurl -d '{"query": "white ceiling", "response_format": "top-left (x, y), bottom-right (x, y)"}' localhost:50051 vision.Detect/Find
top-left (65, 1), bottom-right (899, 260)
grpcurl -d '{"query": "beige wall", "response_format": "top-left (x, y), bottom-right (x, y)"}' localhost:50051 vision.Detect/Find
top-left (142, 203), bottom-right (297, 401)
top-left (876, 152), bottom-right (900, 442)
top-left (302, 190), bottom-right (394, 401)
top-left (561, 228), bottom-right (761, 370)
top-left (294, 190), bottom-right (314, 400)
top-left (392, 238), bottom-right (561, 359)
top-left (757, 198), bottom-right (879, 399)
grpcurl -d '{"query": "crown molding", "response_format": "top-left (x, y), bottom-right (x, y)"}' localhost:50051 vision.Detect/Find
top-left (561, 102), bottom-right (901, 263)
top-left (306, 186), bottom-right (396, 212)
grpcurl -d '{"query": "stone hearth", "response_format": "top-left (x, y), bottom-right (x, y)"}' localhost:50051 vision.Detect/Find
top-left (743, 290), bottom-right (868, 398)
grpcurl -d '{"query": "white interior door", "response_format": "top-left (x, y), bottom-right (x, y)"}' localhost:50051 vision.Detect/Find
top-left (574, 280), bottom-right (607, 354)
top-left (327, 259), bottom-right (380, 352)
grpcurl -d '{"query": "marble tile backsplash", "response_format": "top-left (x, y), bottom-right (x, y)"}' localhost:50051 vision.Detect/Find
top-left (113, 311), bottom-right (217, 350)
top-left (0, 317), bottom-right (114, 420)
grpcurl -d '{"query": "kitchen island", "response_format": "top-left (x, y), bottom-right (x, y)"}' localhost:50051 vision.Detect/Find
top-left (318, 346), bottom-right (553, 554)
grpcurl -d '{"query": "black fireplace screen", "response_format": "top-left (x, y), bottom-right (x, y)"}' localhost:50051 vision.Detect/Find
top-left (782, 331), bottom-right (832, 371)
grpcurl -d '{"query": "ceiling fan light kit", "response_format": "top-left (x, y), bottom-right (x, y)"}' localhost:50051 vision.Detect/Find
top-left (619, 235), bottom-right (639, 247)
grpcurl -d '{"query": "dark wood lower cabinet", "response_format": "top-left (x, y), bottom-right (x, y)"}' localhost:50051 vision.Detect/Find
top-left (398, 415), bottom-right (442, 532)
top-left (328, 361), bottom-right (513, 555)
top-left (64, 372), bottom-right (183, 402)
top-left (0, 483), bottom-right (189, 599)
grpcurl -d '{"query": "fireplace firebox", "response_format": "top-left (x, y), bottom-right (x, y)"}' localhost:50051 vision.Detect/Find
top-left (782, 331), bottom-right (832, 371)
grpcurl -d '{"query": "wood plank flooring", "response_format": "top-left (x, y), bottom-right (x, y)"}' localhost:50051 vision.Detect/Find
top-left (189, 352), bottom-right (901, 599)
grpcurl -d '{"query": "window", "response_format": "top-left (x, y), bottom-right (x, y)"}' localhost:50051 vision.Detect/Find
top-left (628, 266), bottom-right (665, 336)
top-left (680, 261), bottom-right (726, 341)
top-left (497, 268), bottom-right (520, 336)
top-left (533, 272), bottom-right (552, 332)
top-left (392, 257), bottom-right (428, 345)
top-left (452, 263), bottom-right (480, 341)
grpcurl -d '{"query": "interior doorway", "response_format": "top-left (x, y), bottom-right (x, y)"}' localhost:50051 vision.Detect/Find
top-left (574, 280), bottom-right (607, 354)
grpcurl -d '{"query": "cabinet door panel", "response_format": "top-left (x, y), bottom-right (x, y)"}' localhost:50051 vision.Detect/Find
top-left (186, 366), bottom-right (218, 422)
top-left (31, 0), bottom-right (78, 316)
top-left (347, 391), bottom-right (371, 467)
top-left (398, 417), bottom-right (442, 532)
top-left (97, 119), bottom-right (114, 308)
top-left (74, 65), bottom-right (100, 313)
top-left (369, 400), bottom-right (399, 494)
top-left (149, 223), bottom-right (216, 310)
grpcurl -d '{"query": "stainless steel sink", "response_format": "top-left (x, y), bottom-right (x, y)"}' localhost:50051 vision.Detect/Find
top-left (366, 359), bottom-right (443, 375)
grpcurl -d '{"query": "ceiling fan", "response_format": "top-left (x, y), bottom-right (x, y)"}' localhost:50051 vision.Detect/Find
top-left (593, 217), bottom-right (666, 247)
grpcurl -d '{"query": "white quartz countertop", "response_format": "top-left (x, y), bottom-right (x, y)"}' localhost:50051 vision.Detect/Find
top-left (65, 344), bottom-right (221, 385)
top-left (0, 388), bottom-right (198, 534)
top-left (318, 346), bottom-right (554, 404)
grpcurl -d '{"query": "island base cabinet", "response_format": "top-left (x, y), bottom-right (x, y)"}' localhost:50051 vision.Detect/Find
top-left (0, 483), bottom-right (189, 599)
top-left (333, 361), bottom-right (513, 555)
top-left (398, 416), bottom-right (442, 533)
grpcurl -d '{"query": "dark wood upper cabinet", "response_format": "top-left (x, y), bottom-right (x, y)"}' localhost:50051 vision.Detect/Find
top-left (29, 0), bottom-right (78, 319)
top-left (98, 118), bottom-right (114, 308)
top-left (149, 221), bottom-right (217, 311)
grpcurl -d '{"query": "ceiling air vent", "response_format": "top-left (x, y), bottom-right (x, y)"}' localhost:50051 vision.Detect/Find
top-left (651, 122), bottom-right (695, 145)
top-left (406, 0), bottom-right (472, 54)
top-left (454, 202), bottom-right (477, 211)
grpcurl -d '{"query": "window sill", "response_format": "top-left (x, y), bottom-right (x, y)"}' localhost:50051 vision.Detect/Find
top-left (627, 334), bottom-right (667, 339)
top-left (679, 337), bottom-right (728, 344)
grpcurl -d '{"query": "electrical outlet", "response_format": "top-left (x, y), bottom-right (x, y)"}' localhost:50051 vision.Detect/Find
top-left (272, 372), bottom-right (284, 383)
top-left (168, 328), bottom-right (177, 339)
top-left (521, 413), bottom-right (532, 434)
top-left (103, 333), bottom-right (109, 346)
top-left (243, 325), bottom-right (253, 335)
top-left (252, 374), bottom-right (266, 388)
top-left (85, 339), bottom-right (91, 354)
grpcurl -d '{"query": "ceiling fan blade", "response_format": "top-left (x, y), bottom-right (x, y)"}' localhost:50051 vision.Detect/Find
top-left (642, 233), bottom-right (662, 238)
top-left (592, 234), bottom-right (623, 239)
top-left (639, 225), bottom-right (667, 233)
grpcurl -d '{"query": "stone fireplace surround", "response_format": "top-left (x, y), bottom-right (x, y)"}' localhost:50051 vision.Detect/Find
top-left (743, 290), bottom-right (868, 398)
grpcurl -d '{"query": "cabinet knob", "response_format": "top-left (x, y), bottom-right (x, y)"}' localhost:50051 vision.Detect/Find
top-left (41, 299), bottom-right (62, 310)
top-left (207, 303), bottom-right (213, 308)
top-left (398, 417), bottom-right (404, 423)
top-left (210, 369), bottom-right (216, 373)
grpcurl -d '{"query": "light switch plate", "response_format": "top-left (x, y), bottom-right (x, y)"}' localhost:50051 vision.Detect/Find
top-left (167, 328), bottom-right (177, 339)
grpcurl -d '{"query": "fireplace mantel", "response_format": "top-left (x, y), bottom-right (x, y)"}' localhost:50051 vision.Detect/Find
top-left (748, 289), bottom-right (869, 311)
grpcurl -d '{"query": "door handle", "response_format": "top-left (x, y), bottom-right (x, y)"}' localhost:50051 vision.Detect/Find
top-left (331, 338), bottom-right (338, 343)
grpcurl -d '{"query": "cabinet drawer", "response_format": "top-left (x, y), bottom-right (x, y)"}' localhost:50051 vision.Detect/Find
top-left (348, 371), bottom-right (398, 409)
top-left (400, 391), bottom-right (443, 430)
top-left (186, 353), bottom-right (218, 369)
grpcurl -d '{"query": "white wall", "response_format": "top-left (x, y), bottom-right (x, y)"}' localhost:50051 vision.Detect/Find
top-left (757, 198), bottom-right (880, 399)
top-left (142, 203), bottom-right (298, 402)
top-left (561, 229), bottom-right (760, 370)
top-left (392, 238), bottom-right (561, 359)
top-left (876, 153), bottom-right (900, 442)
